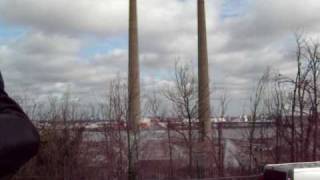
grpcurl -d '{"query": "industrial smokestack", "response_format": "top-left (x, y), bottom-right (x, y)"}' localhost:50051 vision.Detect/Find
top-left (127, 1), bottom-right (140, 179)
top-left (128, 0), bottom-right (140, 132)
top-left (197, 0), bottom-right (211, 141)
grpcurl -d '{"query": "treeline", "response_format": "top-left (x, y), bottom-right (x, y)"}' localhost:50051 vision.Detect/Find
top-left (13, 34), bottom-right (320, 179)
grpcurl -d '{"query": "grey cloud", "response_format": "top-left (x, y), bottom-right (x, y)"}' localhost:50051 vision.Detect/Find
top-left (0, 32), bottom-right (127, 98)
top-left (219, 0), bottom-right (320, 53)
top-left (15, 32), bottom-right (81, 55)
top-left (0, 0), bottom-right (128, 36)
top-left (1, 0), bottom-right (320, 115)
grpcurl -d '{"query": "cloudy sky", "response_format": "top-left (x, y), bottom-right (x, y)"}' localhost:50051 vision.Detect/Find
top-left (0, 0), bottom-right (320, 116)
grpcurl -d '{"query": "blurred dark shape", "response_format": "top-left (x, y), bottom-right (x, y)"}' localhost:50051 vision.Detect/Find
top-left (0, 72), bottom-right (40, 178)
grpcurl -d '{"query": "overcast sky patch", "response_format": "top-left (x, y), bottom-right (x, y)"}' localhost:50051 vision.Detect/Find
top-left (0, 0), bottom-right (319, 115)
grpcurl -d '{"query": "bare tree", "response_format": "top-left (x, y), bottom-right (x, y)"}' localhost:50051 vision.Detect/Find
top-left (163, 62), bottom-right (198, 177)
top-left (104, 76), bottom-right (128, 178)
top-left (16, 94), bottom-right (87, 180)
top-left (217, 89), bottom-right (230, 177)
top-left (267, 76), bottom-right (287, 163)
top-left (279, 35), bottom-right (320, 161)
top-left (145, 89), bottom-right (162, 118)
top-left (305, 40), bottom-right (320, 160)
top-left (248, 69), bottom-right (269, 172)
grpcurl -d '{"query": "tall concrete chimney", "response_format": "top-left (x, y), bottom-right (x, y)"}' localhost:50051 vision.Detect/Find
top-left (197, 0), bottom-right (211, 141)
top-left (128, 1), bottom-right (140, 179)
top-left (128, 0), bottom-right (140, 132)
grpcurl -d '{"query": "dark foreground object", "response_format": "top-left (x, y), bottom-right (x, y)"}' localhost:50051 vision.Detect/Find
top-left (263, 161), bottom-right (320, 180)
top-left (0, 72), bottom-right (40, 178)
